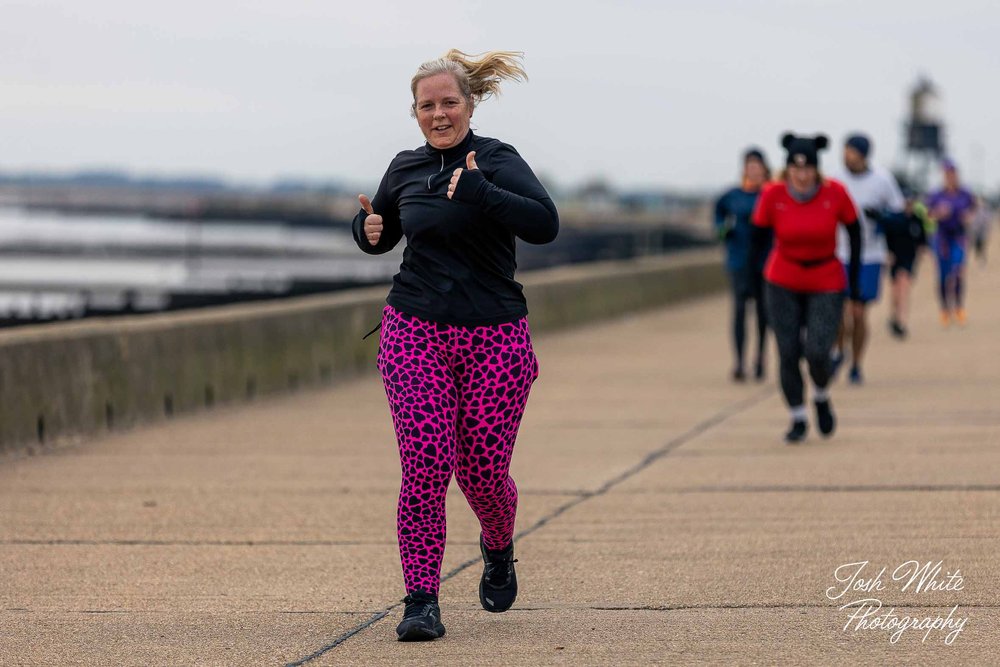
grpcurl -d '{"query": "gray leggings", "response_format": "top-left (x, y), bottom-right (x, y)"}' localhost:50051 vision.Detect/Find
top-left (764, 282), bottom-right (845, 408)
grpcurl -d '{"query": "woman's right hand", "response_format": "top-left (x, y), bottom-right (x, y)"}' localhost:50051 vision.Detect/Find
top-left (359, 194), bottom-right (383, 246)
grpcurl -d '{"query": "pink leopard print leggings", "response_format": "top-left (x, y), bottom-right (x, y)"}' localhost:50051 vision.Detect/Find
top-left (376, 305), bottom-right (539, 595)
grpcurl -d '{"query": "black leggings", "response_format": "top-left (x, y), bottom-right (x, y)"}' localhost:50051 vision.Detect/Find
top-left (765, 283), bottom-right (844, 408)
top-left (729, 268), bottom-right (767, 369)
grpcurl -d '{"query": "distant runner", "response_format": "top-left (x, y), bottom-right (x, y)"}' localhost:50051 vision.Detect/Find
top-left (714, 148), bottom-right (772, 382)
top-left (832, 134), bottom-right (904, 384)
top-left (971, 195), bottom-right (994, 265)
top-left (867, 191), bottom-right (930, 339)
top-left (926, 159), bottom-right (976, 327)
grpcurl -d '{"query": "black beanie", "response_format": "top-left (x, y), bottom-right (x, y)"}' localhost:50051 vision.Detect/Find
top-left (845, 134), bottom-right (871, 158)
top-left (744, 147), bottom-right (768, 169)
top-left (781, 133), bottom-right (829, 167)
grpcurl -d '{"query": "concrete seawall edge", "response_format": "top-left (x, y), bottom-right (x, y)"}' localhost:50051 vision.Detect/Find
top-left (0, 248), bottom-right (725, 455)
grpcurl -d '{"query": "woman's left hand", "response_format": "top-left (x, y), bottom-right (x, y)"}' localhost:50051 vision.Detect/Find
top-left (447, 151), bottom-right (478, 200)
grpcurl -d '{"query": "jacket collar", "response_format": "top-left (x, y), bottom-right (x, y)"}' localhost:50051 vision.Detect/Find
top-left (422, 129), bottom-right (475, 161)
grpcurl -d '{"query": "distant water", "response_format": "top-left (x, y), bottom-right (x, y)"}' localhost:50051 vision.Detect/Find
top-left (0, 206), bottom-right (706, 323)
top-left (0, 207), bottom-right (401, 321)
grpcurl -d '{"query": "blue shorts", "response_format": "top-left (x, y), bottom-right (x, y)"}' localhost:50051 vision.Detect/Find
top-left (842, 263), bottom-right (882, 303)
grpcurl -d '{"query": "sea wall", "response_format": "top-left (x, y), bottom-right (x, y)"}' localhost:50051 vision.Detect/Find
top-left (0, 249), bottom-right (724, 454)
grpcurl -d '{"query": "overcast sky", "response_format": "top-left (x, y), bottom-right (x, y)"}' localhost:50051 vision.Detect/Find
top-left (2, 0), bottom-right (997, 192)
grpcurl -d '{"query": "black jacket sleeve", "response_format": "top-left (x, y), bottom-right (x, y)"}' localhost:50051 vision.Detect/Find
top-left (845, 221), bottom-right (862, 301)
top-left (352, 162), bottom-right (403, 255)
top-left (865, 207), bottom-right (910, 236)
top-left (451, 144), bottom-right (559, 245)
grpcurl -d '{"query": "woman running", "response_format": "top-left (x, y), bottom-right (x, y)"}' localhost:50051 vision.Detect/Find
top-left (713, 148), bottom-right (772, 382)
top-left (751, 133), bottom-right (862, 443)
top-left (926, 159), bottom-right (976, 326)
top-left (353, 49), bottom-right (558, 641)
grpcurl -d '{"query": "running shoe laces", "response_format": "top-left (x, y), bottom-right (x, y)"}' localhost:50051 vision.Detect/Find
top-left (484, 552), bottom-right (518, 587)
top-left (397, 590), bottom-right (445, 641)
top-left (479, 536), bottom-right (518, 613)
top-left (401, 591), bottom-right (438, 619)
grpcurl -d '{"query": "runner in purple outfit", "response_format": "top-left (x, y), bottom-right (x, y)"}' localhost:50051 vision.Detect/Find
top-left (926, 159), bottom-right (976, 326)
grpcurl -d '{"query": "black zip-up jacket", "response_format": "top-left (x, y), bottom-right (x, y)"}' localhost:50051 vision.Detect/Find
top-left (353, 130), bottom-right (559, 326)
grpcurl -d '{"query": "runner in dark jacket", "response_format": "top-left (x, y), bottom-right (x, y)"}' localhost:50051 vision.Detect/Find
top-left (714, 148), bottom-right (772, 382)
top-left (353, 49), bottom-right (557, 642)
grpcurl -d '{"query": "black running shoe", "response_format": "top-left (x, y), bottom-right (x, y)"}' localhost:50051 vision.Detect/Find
top-left (785, 419), bottom-right (808, 444)
top-left (396, 591), bottom-right (445, 641)
top-left (815, 399), bottom-right (835, 437)
top-left (479, 535), bottom-right (518, 613)
top-left (754, 359), bottom-right (765, 382)
top-left (889, 320), bottom-right (907, 339)
top-left (732, 367), bottom-right (746, 383)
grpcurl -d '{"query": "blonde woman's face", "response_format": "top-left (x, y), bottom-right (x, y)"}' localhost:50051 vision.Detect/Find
top-left (414, 73), bottom-right (472, 150)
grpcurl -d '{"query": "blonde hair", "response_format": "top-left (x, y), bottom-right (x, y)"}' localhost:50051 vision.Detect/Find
top-left (410, 49), bottom-right (527, 116)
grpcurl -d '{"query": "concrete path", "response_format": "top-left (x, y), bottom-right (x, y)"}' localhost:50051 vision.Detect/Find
top-left (2, 245), bottom-right (998, 666)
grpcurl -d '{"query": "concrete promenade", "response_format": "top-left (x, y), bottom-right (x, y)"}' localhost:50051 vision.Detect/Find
top-left (2, 245), bottom-right (999, 665)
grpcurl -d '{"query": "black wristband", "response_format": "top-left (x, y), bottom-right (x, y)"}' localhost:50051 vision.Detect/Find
top-left (451, 168), bottom-right (488, 204)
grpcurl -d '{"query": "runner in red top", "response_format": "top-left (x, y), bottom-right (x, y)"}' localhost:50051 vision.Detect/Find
top-left (755, 178), bottom-right (858, 292)
top-left (750, 133), bottom-right (862, 443)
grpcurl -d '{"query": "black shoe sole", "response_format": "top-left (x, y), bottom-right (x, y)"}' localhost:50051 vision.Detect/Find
top-left (397, 623), bottom-right (446, 642)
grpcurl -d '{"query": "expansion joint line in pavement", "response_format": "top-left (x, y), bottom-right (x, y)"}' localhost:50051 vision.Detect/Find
top-left (284, 388), bottom-right (772, 666)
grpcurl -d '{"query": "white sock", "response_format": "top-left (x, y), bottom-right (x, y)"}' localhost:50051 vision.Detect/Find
top-left (813, 387), bottom-right (830, 402)
top-left (790, 405), bottom-right (807, 421)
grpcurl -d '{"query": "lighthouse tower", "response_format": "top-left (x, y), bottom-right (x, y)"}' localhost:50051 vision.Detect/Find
top-left (900, 76), bottom-right (945, 192)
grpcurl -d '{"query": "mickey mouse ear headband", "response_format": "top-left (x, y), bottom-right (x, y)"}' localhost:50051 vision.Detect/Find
top-left (782, 132), bottom-right (828, 167)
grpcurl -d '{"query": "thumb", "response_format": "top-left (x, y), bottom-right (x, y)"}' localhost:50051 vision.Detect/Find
top-left (358, 194), bottom-right (374, 215)
top-left (466, 151), bottom-right (478, 170)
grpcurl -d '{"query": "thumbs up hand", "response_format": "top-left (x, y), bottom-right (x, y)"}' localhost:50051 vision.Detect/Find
top-left (359, 193), bottom-right (383, 246)
top-left (447, 151), bottom-right (479, 200)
